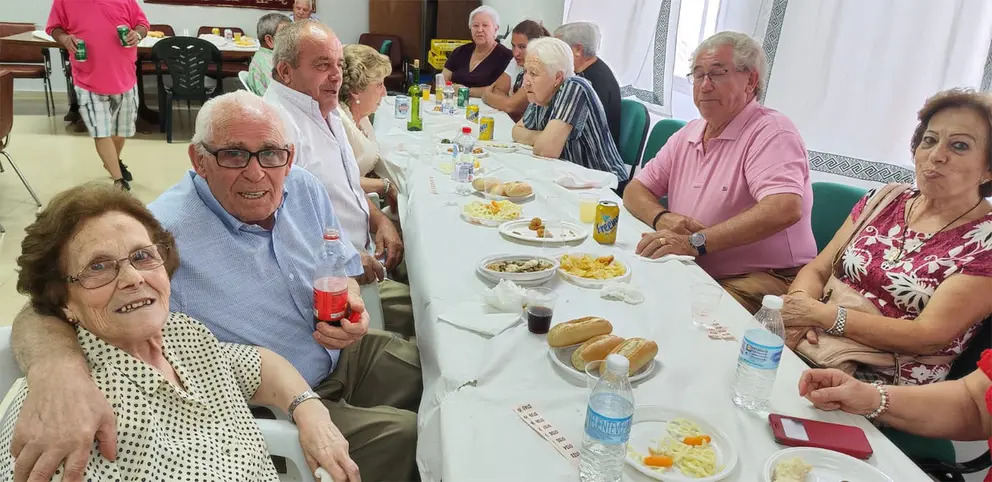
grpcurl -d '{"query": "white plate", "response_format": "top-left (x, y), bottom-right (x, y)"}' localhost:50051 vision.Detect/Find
top-left (557, 253), bottom-right (631, 288)
top-left (516, 143), bottom-right (533, 151)
top-left (625, 406), bottom-right (738, 481)
top-left (441, 144), bottom-right (490, 158)
top-left (478, 141), bottom-right (517, 153)
top-left (472, 180), bottom-right (535, 202)
top-left (499, 219), bottom-right (588, 244)
top-left (763, 447), bottom-right (893, 482)
top-left (476, 254), bottom-right (559, 283)
top-left (548, 344), bottom-right (656, 383)
top-left (460, 202), bottom-right (523, 227)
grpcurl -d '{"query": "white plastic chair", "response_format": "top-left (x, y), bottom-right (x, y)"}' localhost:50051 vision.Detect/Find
top-left (238, 70), bottom-right (251, 92)
top-left (0, 326), bottom-right (316, 482)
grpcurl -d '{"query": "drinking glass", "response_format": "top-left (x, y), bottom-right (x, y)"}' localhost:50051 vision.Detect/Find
top-left (691, 283), bottom-right (724, 328)
top-left (525, 287), bottom-right (558, 334)
top-left (233, 32), bottom-right (243, 42)
top-left (420, 84), bottom-right (431, 101)
top-left (579, 193), bottom-right (599, 223)
top-left (584, 360), bottom-right (605, 390)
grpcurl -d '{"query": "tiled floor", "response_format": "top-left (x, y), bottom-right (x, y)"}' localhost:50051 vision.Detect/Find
top-left (0, 98), bottom-right (200, 326)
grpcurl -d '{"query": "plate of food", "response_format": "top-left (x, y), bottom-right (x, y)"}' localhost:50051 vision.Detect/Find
top-left (476, 254), bottom-right (558, 285)
top-left (231, 36), bottom-right (258, 49)
top-left (461, 200), bottom-right (523, 226)
top-left (546, 317), bottom-right (658, 383)
top-left (435, 158), bottom-right (485, 175)
top-left (763, 447), bottom-right (893, 482)
top-left (442, 144), bottom-right (490, 158)
top-left (516, 143), bottom-right (534, 151)
top-left (499, 217), bottom-right (587, 244)
top-left (558, 253), bottom-right (630, 287)
top-left (478, 141), bottom-right (517, 153)
top-left (626, 407), bottom-right (738, 481)
top-left (472, 178), bottom-right (534, 202)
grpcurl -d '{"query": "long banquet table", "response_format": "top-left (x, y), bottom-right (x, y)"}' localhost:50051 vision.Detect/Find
top-left (372, 98), bottom-right (929, 481)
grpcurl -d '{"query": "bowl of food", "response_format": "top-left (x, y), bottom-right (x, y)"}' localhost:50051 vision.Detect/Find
top-left (461, 200), bottom-right (523, 226)
top-left (558, 253), bottom-right (630, 288)
top-left (472, 178), bottom-right (534, 201)
top-left (477, 254), bottom-right (558, 284)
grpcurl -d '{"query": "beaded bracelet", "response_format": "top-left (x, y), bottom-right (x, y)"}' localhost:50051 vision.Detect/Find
top-left (865, 381), bottom-right (890, 421)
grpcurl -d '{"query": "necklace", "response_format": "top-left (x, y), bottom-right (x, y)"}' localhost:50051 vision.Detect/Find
top-left (884, 194), bottom-right (984, 264)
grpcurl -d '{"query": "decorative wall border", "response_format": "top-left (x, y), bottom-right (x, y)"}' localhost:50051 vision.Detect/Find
top-left (619, 0), bottom-right (671, 106)
top-left (758, 0), bottom-right (789, 103)
top-left (807, 151), bottom-right (916, 183)
top-left (982, 34), bottom-right (992, 91)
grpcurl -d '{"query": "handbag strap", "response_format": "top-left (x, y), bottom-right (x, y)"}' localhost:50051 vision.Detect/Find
top-left (830, 183), bottom-right (911, 274)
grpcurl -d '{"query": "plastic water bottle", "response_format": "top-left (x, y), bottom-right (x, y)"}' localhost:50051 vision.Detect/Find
top-left (313, 228), bottom-right (351, 327)
top-left (442, 81), bottom-right (457, 115)
top-left (451, 126), bottom-right (475, 195)
top-left (732, 295), bottom-right (785, 411)
top-left (579, 354), bottom-right (633, 482)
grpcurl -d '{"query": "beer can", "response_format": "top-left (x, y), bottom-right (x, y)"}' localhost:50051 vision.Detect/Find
top-left (116, 25), bottom-right (130, 47)
top-left (394, 95), bottom-right (411, 119)
top-left (465, 105), bottom-right (480, 123)
top-left (457, 87), bottom-right (470, 107)
top-left (74, 40), bottom-right (88, 62)
top-left (479, 116), bottom-right (494, 140)
top-left (593, 201), bottom-right (620, 244)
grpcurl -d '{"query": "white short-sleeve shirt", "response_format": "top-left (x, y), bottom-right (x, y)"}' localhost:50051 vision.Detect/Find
top-left (504, 61), bottom-right (521, 94)
top-left (0, 312), bottom-right (279, 481)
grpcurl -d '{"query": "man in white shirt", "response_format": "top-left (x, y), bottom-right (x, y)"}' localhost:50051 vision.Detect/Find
top-left (263, 20), bottom-right (414, 336)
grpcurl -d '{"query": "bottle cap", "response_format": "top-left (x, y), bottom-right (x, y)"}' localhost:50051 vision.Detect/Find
top-left (446, 81), bottom-right (453, 85)
top-left (323, 227), bottom-right (340, 241)
top-left (762, 295), bottom-right (783, 310)
top-left (461, 127), bottom-right (472, 134)
top-left (605, 354), bottom-right (629, 375)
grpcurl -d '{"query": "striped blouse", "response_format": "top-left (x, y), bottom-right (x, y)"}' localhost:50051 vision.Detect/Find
top-left (522, 76), bottom-right (629, 182)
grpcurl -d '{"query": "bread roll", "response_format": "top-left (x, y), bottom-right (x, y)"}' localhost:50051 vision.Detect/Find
top-left (546, 316), bottom-right (613, 347)
top-left (571, 334), bottom-right (625, 370)
top-left (605, 338), bottom-right (658, 375)
top-left (502, 181), bottom-right (533, 198)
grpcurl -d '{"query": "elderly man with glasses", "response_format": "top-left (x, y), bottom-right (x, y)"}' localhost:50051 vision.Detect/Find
top-left (7, 90), bottom-right (421, 482)
top-left (622, 31), bottom-right (816, 314)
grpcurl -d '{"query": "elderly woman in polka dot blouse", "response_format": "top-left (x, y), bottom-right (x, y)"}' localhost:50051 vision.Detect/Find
top-left (1, 183), bottom-right (360, 481)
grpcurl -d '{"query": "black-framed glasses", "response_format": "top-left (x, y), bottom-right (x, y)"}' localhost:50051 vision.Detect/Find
top-left (200, 144), bottom-right (291, 169)
top-left (686, 67), bottom-right (744, 85)
top-left (65, 244), bottom-right (170, 289)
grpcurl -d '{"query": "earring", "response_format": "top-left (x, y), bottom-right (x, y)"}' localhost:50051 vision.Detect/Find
top-left (355, 98), bottom-right (361, 105)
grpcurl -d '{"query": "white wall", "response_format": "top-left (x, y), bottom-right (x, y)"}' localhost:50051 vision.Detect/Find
top-left (8, 0), bottom-right (564, 92)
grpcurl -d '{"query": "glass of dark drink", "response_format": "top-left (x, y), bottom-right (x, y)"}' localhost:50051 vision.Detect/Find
top-left (525, 287), bottom-right (558, 334)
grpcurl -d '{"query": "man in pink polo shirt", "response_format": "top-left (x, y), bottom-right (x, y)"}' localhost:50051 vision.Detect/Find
top-left (47, 0), bottom-right (150, 191)
top-left (623, 31), bottom-right (816, 314)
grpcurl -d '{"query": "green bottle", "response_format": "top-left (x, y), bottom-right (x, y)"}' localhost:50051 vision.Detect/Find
top-left (407, 59), bottom-right (423, 131)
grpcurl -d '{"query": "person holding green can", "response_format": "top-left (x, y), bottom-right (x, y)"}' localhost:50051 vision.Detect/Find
top-left (46, 0), bottom-right (149, 191)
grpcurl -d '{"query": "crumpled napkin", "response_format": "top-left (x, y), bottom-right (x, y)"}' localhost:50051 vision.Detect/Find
top-left (437, 280), bottom-right (525, 337)
top-left (554, 169), bottom-right (611, 189)
top-left (600, 282), bottom-right (644, 304)
top-left (635, 254), bottom-right (695, 263)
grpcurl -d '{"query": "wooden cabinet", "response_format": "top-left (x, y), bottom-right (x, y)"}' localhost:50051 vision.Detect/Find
top-left (369, 0), bottom-right (480, 68)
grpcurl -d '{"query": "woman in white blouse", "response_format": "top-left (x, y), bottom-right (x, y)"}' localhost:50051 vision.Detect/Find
top-left (338, 44), bottom-right (398, 213)
top-left (4, 183), bottom-right (359, 481)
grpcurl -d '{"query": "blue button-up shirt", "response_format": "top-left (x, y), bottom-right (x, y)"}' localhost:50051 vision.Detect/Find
top-left (149, 167), bottom-right (363, 386)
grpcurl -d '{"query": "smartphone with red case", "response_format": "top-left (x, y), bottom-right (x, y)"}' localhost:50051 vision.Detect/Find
top-left (768, 414), bottom-right (873, 459)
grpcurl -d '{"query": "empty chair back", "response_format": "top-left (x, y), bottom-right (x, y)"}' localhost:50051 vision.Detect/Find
top-left (0, 70), bottom-right (13, 143)
top-left (618, 99), bottom-right (649, 170)
top-left (152, 37), bottom-right (221, 101)
top-left (0, 23), bottom-right (44, 64)
top-left (148, 24), bottom-right (177, 37)
top-left (641, 118), bottom-right (687, 167)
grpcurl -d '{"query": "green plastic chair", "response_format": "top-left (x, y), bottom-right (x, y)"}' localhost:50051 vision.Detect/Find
top-left (378, 40), bottom-right (393, 55)
top-left (618, 99), bottom-right (650, 178)
top-left (641, 118), bottom-right (687, 167)
top-left (810, 182), bottom-right (868, 253)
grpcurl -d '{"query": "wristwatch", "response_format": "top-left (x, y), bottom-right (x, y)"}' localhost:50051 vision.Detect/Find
top-left (287, 390), bottom-right (321, 423)
top-left (689, 232), bottom-right (707, 256)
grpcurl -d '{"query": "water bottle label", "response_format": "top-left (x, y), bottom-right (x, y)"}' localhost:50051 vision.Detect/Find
top-left (739, 335), bottom-right (783, 370)
top-left (453, 161), bottom-right (474, 182)
top-left (583, 406), bottom-right (631, 445)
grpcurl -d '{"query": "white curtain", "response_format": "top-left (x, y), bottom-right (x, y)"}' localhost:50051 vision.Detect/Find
top-left (761, 0), bottom-right (992, 183)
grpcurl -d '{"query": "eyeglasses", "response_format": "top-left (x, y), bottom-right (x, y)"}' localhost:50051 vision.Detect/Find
top-left (686, 67), bottom-right (746, 85)
top-left (65, 244), bottom-right (170, 289)
top-left (200, 144), bottom-right (291, 169)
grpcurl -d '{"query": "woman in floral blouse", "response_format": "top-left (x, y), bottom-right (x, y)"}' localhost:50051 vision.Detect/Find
top-left (782, 88), bottom-right (992, 385)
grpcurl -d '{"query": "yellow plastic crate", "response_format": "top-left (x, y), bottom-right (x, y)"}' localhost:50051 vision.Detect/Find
top-left (430, 38), bottom-right (471, 57)
top-left (428, 50), bottom-right (448, 70)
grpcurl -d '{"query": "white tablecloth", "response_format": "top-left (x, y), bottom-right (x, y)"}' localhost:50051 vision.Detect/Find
top-left (372, 98), bottom-right (928, 482)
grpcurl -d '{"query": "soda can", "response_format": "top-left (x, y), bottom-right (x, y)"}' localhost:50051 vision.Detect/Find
top-left (457, 87), bottom-right (469, 107)
top-left (593, 201), bottom-right (620, 244)
top-left (74, 40), bottom-right (88, 62)
top-left (465, 105), bottom-right (480, 123)
top-left (395, 95), bottom-right (410, 119)
top-left (116, 25), bottom-right (130, 47)
top-left (478, 116), bottom-right (494, 140)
